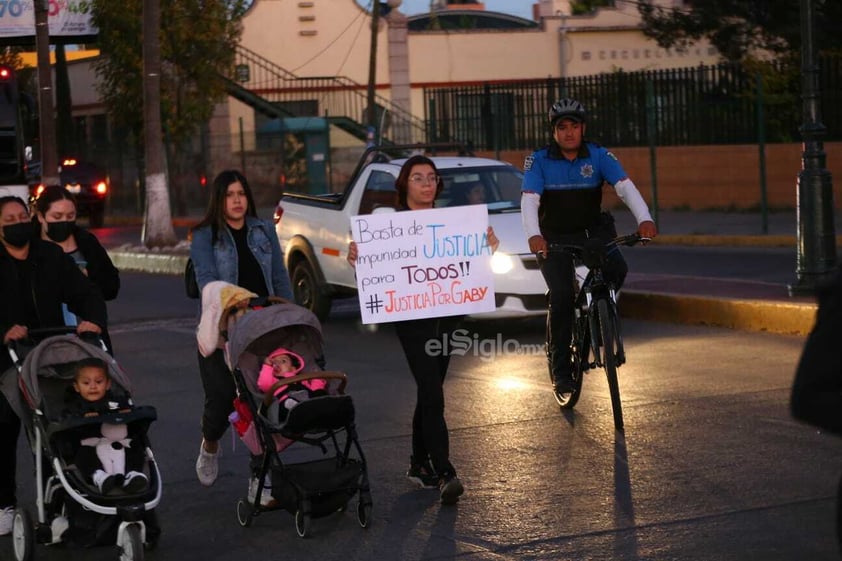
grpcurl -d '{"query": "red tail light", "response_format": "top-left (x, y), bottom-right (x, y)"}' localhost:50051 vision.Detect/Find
top-left (273, 203), bottom-right (284, 225)
top-left (94, 181), bottom-right (107, 195)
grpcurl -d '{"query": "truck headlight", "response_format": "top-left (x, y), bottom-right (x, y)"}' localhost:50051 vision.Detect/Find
top-left (490, 252), bottom-right (514, 274)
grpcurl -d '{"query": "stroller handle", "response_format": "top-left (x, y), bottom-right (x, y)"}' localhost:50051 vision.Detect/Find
top-left (263, 371), bottom-right (348, 407)
top-left (5, 327), bottom-right (106, 369)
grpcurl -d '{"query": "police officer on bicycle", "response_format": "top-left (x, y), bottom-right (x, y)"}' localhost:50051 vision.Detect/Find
top-left (521, 98), bottom-right (658, 394)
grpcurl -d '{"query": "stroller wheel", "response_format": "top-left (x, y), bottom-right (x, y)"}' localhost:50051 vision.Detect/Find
top-left (117, 523), bottom-right (144, 561)
top-left (236, 500), bottom-right (254, 528)
top-left (357, 502), bottom-right (372, 529)
top-left (294, 510), bottom-right (311, 538)
top-left (12, 508), bottom-right (34, 561)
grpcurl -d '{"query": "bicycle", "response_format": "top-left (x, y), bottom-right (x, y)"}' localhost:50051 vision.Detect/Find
top-left (542, 233), bottom-right (649, 431)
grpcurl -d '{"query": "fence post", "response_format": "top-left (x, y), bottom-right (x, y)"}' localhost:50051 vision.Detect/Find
top-left (645, 79), bottom-right (659, 228)
top-left (756, 72), bottom-right (768, 234)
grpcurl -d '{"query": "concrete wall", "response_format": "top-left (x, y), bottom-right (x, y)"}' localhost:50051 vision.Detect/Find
top-left (480, 142), bottom-right (842, 211)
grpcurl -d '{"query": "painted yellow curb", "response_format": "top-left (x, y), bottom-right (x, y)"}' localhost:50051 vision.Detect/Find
top-left (620, 291), bottom-right (817, 336)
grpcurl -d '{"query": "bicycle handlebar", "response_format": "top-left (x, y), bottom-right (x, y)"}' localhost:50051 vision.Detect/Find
top-left (543, 233), bottom-right (650, 254)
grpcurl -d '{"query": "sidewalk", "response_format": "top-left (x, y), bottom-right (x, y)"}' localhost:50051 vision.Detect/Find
top-left (107, 210), bottom-right (831, 336)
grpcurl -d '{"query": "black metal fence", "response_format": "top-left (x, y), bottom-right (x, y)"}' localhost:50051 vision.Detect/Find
top-left (424, 54), bottom-right (842, 150)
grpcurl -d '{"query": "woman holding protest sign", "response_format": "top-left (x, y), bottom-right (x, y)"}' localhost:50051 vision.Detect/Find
top-left (347, 155), bottom-right (498, 505)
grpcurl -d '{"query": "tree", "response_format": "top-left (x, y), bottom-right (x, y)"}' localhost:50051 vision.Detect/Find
top-left (637, 0), bottom-right (842, 63)
top-left (91, 0), bottom-right (248, 246)
top-left (570, 1), bottom-right (613, 16)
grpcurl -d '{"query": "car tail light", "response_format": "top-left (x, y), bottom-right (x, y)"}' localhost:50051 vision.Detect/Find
top-left (94, 181), bottom-right (107, 195)
top-left (273, 203), bottom-right (284, 225)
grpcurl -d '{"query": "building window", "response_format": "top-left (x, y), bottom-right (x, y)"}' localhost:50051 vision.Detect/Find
top-left (582, 51), bottom-right (591, 60)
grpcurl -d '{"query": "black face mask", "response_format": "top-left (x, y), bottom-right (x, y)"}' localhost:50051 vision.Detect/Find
top-left (46, 220), bottom-right (75, 243)
top-left (2, 222), bottom-right (32, 248)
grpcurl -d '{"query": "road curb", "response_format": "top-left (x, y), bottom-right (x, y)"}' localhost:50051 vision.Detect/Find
top-left (620, 291), bottom-right (817, 336)
top-left (109, 251), bottom-right (188, 275)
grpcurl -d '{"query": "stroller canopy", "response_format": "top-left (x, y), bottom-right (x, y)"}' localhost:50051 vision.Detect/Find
top-left (1, 335), bottom-right (130, 424)
top-left (225, 303), bottom-right (323, 394)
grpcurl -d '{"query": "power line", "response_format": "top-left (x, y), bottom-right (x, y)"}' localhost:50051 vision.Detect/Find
top-left (290, 3), bottom-right (368, 73)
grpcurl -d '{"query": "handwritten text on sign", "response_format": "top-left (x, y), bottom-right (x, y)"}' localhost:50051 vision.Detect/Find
top-left (351, 205), bottom-right (496, 324)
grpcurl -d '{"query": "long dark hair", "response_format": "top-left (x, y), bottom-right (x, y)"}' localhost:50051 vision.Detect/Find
top-left (191, 170), bottom-right (258, 243)
top-left (395, 155), bottom-right (442, 209)
top-left (35, 185), bottom-right (77, 217)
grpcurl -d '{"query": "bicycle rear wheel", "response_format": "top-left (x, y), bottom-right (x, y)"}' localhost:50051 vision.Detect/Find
top-left (597, 298), bottom-right (624, 431)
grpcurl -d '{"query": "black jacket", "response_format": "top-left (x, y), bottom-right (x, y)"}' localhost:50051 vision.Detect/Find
top-left (0, 239), bottom-right (108, 370)
top-left (75, 226), bottom-right (120, 301)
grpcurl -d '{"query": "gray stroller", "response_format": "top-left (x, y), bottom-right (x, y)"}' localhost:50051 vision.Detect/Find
top-left (1, 330), bottom-right (162, 561)
top-left (224, 301), bottom-right (371, 538)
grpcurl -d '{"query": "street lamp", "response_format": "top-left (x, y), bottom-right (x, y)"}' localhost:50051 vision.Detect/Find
top-left (789, 0), bottom-right (837, 295)
top-left (366, 0), bottom-right (402, 144)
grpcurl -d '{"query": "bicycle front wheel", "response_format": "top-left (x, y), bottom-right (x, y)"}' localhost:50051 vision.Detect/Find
top-left (597, 298), bottom-right (624, 431)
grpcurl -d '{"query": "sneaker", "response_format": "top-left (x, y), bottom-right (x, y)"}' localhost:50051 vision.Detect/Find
top-left (0, 507), bottom-right (13, 536)
top-left (195, 441), bottom-right (220, 487)
top-left (406, 458), bottom-right (439, 489)
top-left (123, 471), bottom-right (149, 494)
top-left (247, 476), bottom-right (277, 507)
top-left (92, 470), bottom-right (123, 494)
top-left (439, 474), bottom-right (465, 505)
top-left (553, 373), bottom-right (576, 394)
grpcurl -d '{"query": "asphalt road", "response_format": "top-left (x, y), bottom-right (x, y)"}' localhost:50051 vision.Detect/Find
top-left (3, 273), bottom-right (840, 561)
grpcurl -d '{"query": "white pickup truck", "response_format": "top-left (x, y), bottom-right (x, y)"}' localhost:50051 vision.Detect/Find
top-left (273, 146), bottom-right (549, 321)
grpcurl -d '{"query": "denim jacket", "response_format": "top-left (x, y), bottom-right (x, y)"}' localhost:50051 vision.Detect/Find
top-left (190, 216), bottom-right (293, 301)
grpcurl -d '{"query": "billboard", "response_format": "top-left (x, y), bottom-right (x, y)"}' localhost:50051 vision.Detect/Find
top-left (0, 1), bottom-right (97, 38)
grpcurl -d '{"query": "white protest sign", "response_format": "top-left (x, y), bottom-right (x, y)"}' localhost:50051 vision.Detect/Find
top-left (351, 205), bottom-right (496, 324)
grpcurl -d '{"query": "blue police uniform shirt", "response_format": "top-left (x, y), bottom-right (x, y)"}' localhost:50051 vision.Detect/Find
top-left (521, 141), bottom-right (628, 238)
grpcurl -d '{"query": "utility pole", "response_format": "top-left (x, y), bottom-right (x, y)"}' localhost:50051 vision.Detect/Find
top-left (141, 0), bottom-right (176, 247)
top-left (35, 0), bottom-right (58, 187)
top-left (789, 0), bottom-right (836, 295)
top-left (366, 0), bottom-right (381, 142)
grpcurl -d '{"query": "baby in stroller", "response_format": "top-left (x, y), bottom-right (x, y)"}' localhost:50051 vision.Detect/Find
top-left (63, 357), bottom-right (149, 494)
top-left (257, 347), bottom-right (328, 421)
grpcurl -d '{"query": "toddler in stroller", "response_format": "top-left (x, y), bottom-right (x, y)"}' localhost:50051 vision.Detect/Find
top-left (63, 357), bottom-right (150, 495)
top-left (1, 331), bottom-right (161, 561)
top-left (257, 347), bottom-right (328, 422)
top-left (221, 300), bottom-right (372, 538)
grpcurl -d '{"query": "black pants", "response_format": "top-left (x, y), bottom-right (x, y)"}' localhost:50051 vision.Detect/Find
top-left (0, 391), bottom-right (19, 508)
top-left (539, 229), bottom-right (628, 380)
top-left (197, 349), bottom-right (236, 442)
top-left (395, 316), bottom-right (463, 478)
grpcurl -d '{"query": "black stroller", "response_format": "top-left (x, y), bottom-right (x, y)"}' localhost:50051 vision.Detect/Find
top-left (1, 330), bottom-right (162, 561)
top-left (224, 301), bottom-right (371, 537)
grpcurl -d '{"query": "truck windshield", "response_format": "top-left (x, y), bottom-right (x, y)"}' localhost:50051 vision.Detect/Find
top-left (437, 166), bottom-right (523, 213)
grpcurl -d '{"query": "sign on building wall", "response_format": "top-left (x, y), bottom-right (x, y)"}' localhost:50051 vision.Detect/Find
top-left (0, 1), bottom-right (97, 38)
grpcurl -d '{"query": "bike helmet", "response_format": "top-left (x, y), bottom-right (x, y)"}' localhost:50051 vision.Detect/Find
top-left (548, 98), bottom-right (587, 125)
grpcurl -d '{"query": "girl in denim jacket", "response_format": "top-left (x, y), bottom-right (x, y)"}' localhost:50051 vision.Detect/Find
top-left (189, 170), bottom-right (293, 493)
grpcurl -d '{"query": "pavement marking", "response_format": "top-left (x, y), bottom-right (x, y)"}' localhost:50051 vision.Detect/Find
top-left (110, 318), bottom-right (195, 334)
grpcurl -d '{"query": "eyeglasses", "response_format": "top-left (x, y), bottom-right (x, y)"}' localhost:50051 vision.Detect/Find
top-left (409, 174), bottom-right (440, 185)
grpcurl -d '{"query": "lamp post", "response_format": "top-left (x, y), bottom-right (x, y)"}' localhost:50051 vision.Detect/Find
top-left (366, 0), bottom-right (402, 144)
top-left (789, 0), bottom-right (837, 295)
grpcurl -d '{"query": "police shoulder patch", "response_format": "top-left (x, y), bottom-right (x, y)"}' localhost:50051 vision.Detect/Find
top-left (523, 154), bottom-right (534, 171)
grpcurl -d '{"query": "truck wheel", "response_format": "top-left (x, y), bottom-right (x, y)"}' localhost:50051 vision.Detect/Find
top-left (291, 259), bottom-right (331, 321)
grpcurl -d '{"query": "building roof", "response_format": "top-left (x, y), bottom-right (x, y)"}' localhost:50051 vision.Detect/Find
top-left (407, 10), bottom-right (538, 31)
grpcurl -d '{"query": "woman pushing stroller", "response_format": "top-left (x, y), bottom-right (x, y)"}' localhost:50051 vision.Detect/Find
top-left (190, 170), bottom-right (293, 501)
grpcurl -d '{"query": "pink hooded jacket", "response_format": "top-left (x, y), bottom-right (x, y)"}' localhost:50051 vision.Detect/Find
top-left (256, 347), bottom-right (327, 399)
